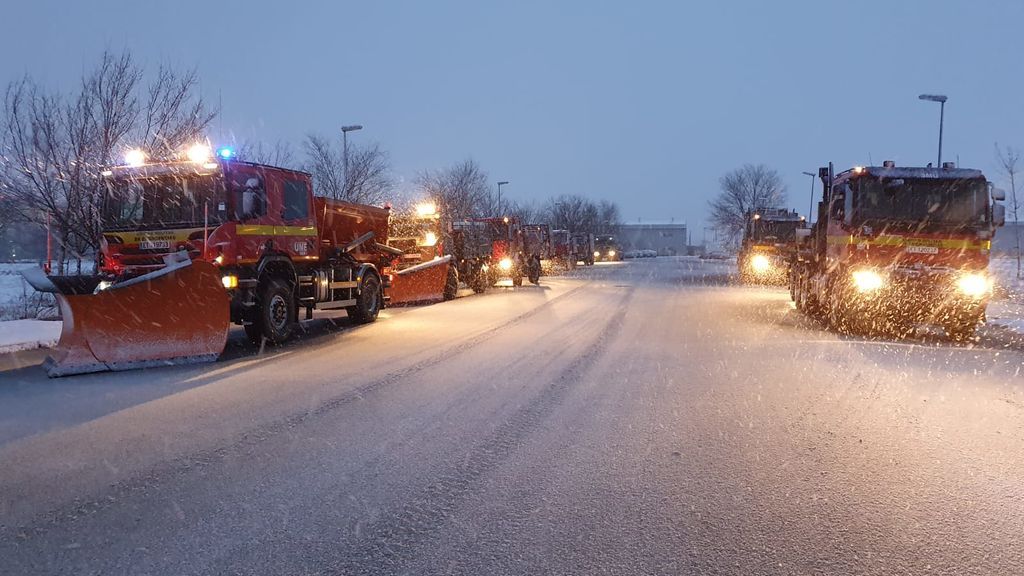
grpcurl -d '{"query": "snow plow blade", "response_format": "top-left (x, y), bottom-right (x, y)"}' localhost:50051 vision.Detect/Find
top-left (21, 254), bottom-right (230, 377)
top-left (388, 255), bottom-right (453, 305)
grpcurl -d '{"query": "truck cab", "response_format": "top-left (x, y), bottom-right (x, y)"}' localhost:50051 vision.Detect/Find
top-left (792, 161), bottom-right (1005, 338)
top-left (738, 208), bottom-right (805, 284)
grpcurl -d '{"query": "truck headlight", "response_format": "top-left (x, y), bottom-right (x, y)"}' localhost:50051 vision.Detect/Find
top-left (956, 272), bottom-right (991, 298)
top-left (594, 251), bottom-right (601, 258)
top-left (221, 275), bottom-right (239, 289)
top-left (499, 257), bottom-right (513, 271)
top-left (749, 254), bottom-right (771, 273)
top-left (608, 250), bottom-right (616, 257)
top-left (851, 269), bottom-right (885, 292)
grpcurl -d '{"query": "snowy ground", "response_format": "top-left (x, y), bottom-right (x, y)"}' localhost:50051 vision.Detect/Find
top-left (3, 257), bottom-right (1024, 575)
top-left (1, 256), bottom-right (1023, 355)
top-left (0, 319), bottom-right (61, 354)
top-left (988, 257), bottom-right (1024, 334)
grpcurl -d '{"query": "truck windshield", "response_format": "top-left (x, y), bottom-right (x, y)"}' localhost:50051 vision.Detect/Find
top-left (104, 175), bottom-right (226, 230)
top-left (749, 220), bottom-right (799, 243)
top-left (595, 235), bottom-right (616, 245)
top-left (856, 177), bottom-right (988, 230)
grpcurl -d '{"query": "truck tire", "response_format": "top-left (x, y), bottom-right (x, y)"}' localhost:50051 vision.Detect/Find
top-left (348, 273), bottom-right (382, 324)
top-left (443, 265), bottom-right (459, 301)
top-left (528, 258), bottom-right (541, 285)
top-left (254, 278), bottom-right (296, 344)
top-left (512, 272), bottom-right (523, 287)
top-left (470, 267), bottom-right (487, 294)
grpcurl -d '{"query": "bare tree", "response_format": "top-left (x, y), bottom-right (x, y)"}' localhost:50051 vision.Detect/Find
top-left (996, 143), bottom-right (1021, 278)
top-left (302, 134), bottom-right (392, 204)
top-left (709, 163), bottom-right (787, 241)
top-left (541, 194), bottom-right (621, 235)
top-left (0, 50), bottom-right (215, 272)
top-left (596, 200), bottom-right (622, 234)
top-left (238, 139), bottom-right (295, 167)
top-left (506, 199), bottom-right (542, 225)
top-left (417, 158), bottom-right (491, 223)
top-left (303, 134), bottom-right (343, 199)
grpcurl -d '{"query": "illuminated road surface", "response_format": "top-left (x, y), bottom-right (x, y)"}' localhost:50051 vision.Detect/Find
top-left (1, 257), bottom-right (1023, 575)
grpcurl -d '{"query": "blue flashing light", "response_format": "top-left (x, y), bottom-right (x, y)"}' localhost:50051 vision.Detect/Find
top-left (216, 146), bottom-right (234, 160)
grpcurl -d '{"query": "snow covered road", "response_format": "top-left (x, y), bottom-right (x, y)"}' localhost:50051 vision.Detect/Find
top-left (2, 257), bottom-right (1023, 575)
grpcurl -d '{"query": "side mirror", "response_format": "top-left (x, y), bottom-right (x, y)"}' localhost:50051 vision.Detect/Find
top-left (993, 203), bottom-right (1006, 227)
top-left (992, 187), bottom-right (1006, 202)
top-left (795, 228), bottom-right (812, 239)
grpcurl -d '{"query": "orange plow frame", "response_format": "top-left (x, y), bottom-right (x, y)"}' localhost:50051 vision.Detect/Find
top-left (23, 255), bottom-right (230, 377)
top-left (388, 255), bottom-right (453, 305)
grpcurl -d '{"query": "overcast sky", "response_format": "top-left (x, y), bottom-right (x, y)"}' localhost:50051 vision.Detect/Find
top-left (2, 0), bottom-right (1022, 227)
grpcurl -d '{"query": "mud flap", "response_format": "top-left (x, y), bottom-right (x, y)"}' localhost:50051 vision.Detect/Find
top-left (388, 255), bottom-right (453, 305)
top-left (22, 253), bottom-right (230, 377)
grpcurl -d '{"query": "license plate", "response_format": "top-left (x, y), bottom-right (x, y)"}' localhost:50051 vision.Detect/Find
top-left (139, 240), bottom-right (170, 250)
top-left (905, 245), bottom-right (938, 254)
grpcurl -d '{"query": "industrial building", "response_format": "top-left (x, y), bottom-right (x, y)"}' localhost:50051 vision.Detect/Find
top-left (618, 221), bottom-right (688, 255)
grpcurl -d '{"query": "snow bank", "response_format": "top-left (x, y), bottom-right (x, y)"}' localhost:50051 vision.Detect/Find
top-left (0, 319), bottom-right (61, 354)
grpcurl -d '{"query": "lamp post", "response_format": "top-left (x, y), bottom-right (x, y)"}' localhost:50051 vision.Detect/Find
top-left (497, 181), bottom-right (509, 214)
top-left (341, 124), bottom-right (363, 187)
top-left (802, 171), bottom-right (816, 223)
top-left (918, 94), bottom-right (947, 166)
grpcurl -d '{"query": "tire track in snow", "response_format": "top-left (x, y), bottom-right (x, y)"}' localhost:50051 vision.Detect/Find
top-left (12, 283), bottom-right (592, 531)
top-left (332, 286), bottom-right (635, 576)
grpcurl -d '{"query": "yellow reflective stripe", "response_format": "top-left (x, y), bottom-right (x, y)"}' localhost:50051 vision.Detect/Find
top-left (276, 226), bottom-right (317, 237)
top-left (108, 228), bottom-right (203, 243)
top-left (236, 225), bottom-right (275, 235)
top-left (236, 225), bottom-right (317, 237)
top-left (826, 235), bottom-right (990, 250)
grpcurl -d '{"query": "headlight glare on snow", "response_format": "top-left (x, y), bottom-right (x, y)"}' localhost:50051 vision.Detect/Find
top-left (499, 257), bottom-right (513, 271)
top-left (749, 254), bottom-right (771, 273)
top-left (956, 272), bottom-right (991, 298)
top-left (851, 268), bottom-right (885, 292)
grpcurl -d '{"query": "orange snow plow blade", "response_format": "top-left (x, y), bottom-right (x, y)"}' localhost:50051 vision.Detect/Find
top-left (388, 255), bottom-right (453, 305)
top-left (22, 254), bottom-right (230, 377)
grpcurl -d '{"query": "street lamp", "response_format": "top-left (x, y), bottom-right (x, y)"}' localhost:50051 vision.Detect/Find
top-left (918, 94), bottom-right (947, 166)
top-left (497, 181), bottom-right (509, 214)
top-left (341, 124), bottom-right (363, 185)
top-left (802, 171), bottom-right (816, 223)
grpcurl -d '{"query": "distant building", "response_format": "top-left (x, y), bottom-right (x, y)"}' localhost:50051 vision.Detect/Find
top-left (618, 221), bottom-right (688, 255)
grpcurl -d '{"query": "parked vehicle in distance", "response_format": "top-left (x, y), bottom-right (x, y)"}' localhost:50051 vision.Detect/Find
top-left (593, 234), bottom-right (621, 262)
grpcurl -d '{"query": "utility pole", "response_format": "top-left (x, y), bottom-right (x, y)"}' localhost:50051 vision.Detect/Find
top-left (497, 181), bottom-right (509, 214)
top-left (802, 171), bottom-right (816, 223)
top-left (918, 94), bottom-right (947, 166)
top-left (341, 125), bottom-right (363, 194)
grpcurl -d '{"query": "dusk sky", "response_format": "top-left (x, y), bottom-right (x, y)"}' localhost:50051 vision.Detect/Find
top-left (2, 0), bottom-right (1022, 227)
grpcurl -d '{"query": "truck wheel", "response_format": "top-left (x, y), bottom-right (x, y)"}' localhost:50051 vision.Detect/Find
top-left (471, 267), bottom-right (487, 293)
top-left (528, 260), bottom-right (541, 285)
top-left (443, 265), bottom-right (459, 301)
top-left (512, 271), bottom-right (523, 287)
top-left (256, 278), bottom-right (296, 344)
top-left (348, 273), bottom-right (382, 324)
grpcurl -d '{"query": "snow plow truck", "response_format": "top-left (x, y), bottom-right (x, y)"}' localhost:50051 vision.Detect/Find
top-left (385, 201), bottom-right (459, 305)
top-left (738, 208), bottom-right (805, 284)
top-left (22, 146), bottom-right (448, 376)
top-left (450, 216), bottom-right (542, 290)
top-left (790, 161), bottom-right (1006, 339)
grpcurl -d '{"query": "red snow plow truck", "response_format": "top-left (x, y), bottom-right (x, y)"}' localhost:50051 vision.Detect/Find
top-left (790, 161), bottom-right (1006, 339)
top-left (22, 146), bottom-right (445, 376)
